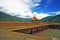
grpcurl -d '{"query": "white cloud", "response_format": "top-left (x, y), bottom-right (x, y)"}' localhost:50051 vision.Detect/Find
top-left (56, 12), bottom-right (60, 15)
top-left (0, 0), bottom-right (30, 13)
top-left (31, 3), bottom-right (40, 6)
top-left (0, 0), bottom-right (50, 19)
top-left (17, 12), bottom-right (50, 19)
top-left (34, 0), bottom-right (42, 2)
top-left (50, 11), bottom-right (60, 15)
top-left (0, 0), bottom-right (40, 13)
top-left (32, 12), bottom-right (50, 19)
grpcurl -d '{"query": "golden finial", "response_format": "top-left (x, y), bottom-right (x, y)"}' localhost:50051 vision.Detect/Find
top-left (31, 16), bottom-right (38, 21)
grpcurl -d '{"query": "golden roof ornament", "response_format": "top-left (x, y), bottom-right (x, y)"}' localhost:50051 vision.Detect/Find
top-left (31, 16), bottom-right (38, 21)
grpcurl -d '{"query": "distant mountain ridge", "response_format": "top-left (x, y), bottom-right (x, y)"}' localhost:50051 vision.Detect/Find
top-left (0, 11), bottom-right (31, 22)
top-left (39, 14), bottom-right (60, 23)
top-left (0, 11), bottom-right (60, 22)
top-left (39, 16), bottom-right (53, 22)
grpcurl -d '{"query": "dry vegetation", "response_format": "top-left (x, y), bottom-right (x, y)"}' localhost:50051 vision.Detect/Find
top-left (0, 26), bottom-right (52, 40)
top-left (0, 22), bottom-right (49, 27)
top-left (0, 22), bottom-right (52, 40)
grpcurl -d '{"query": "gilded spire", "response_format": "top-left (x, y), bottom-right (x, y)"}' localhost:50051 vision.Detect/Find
top-left (31, 16), bottom-right (38, 21)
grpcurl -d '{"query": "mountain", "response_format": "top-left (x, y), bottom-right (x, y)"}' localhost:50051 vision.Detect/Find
top-left (49, 14), bottom-right (60, 22)
top-left (0, 11), bottom-right (31, 22)
top-left (0, 11), bottom-right (60, 22)
top-left (39, 16), bottom-right (53, 22)
top-left (39, 14), bottom-right (60, 23)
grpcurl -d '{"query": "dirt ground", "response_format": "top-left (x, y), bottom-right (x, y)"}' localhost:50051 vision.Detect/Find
top-left (0, 26), bottom-right (52, 40)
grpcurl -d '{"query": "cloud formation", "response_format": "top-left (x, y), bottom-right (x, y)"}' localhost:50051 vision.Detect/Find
top-left (0, 0), bottom-right (50, 19)
top-left (56, 12), bottom-right (60, 15)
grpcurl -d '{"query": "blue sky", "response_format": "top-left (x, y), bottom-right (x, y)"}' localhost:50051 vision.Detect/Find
top-left (0, 0), bottom-right (60, 19)
top-left (32, 0), bottom-right (60, 15)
